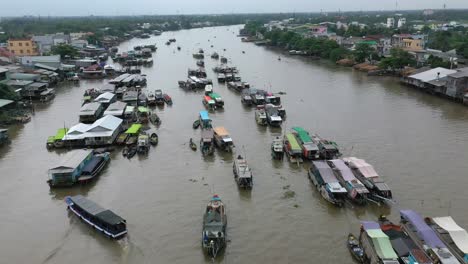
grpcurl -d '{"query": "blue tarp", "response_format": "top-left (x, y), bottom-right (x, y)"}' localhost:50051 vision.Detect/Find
top-left (400, 210), bottom-right (446, 248)
top-left (199, 110), bottom-right (210, 121)
top-left (361, 221), bottom-right (381, 231)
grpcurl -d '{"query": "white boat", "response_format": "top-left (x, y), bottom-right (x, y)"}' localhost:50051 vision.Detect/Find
top-left (233, 155), bottom-right (253, 189)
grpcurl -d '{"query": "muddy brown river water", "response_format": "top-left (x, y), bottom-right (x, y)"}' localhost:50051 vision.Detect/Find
top-left (1, 25), bottom-right (468, 263)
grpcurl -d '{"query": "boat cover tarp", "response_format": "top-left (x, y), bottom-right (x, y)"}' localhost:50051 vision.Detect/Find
top-left (313, 161), bottom-right (339, 184)
top-left (400, 210), bottom-right (446, 248)
top-left (329, 159), bottom-right (356, 181)
top-left (201, 129), bottom-right (214, 140)
top-left (214, 127), bottom-right (229, 137)
top-left (362, 221), bottom-right (381, 230)
top-left (70, 195), bottom-right (106, 215)
top-left (346, 157), bottom-right (379, 178)
top-left (366, 229), bottom-right (399, 260)
top-left (54, 128), bottom-right (68, 140)
top-left (81, 156), bottom-right (103, 174)
top-left (433, 216), bottom-right (468, 254)
top-left (199, 111), bottom-right (210, 121)
top-left (125, 124), bottom-right (142, 134)
top-left (292, 127), bottom-right (313, 143)
top-left (95, 210), bottom-right (125, 225)
top-left (286, 133), bottom-right (301, 151)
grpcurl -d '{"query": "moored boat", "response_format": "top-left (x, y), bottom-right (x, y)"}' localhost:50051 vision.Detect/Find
top-left (255, 107), bottom-right (267, 126)
top-left (308, 161), bottom-right (347, 206)
top-left (208, 92), bottom-right (224, 108)
top-left (65, 195), bottom-right (127, 239)
top-left (426, 216), bottom-right (468, 263)
top-left (283, 133), bottom-right (303, 163)
top-left (211, 52), bottom-right (219, 59)
top-left (189, 138), bottom-right (197, 151)
top-left (155, 89), bottom-right (164, 105)
top-left (233, 155), bottom-right (253, 189)
top-left (347, 233), bottom-right (365, 263)
top-left (204, 84), bottom-right (213, 95)
top-left (241, 89), bottom-right (253, 105)
top-left (359, 221), bottom-right (400, 264)
top-left (46, 128), bottom-right (68, 149)
top-left (200, 129), bottom-right (215, 156)
top-left (265, 104), bottom-right (282, 127)
top-left (203, 95), bottom-right (216, 111)
top-left (127, 145), bottom-right (137, 159)
top-left (193, 119), bottom-right (201, 129)
top-left (271, 136), bottom-right (284, 160)
top-left (328, 159), bottom-right (370, 205)
top-left (199, 111), bottom-right (212, 129)
top-left (213, 126), bottom-right (234, 152)
top-left (77, 152), bottom-right (110, 184)
top-left (163, 94), bottom-right (172, 105)
top-left (149, 131), bottom-right (158, 146)
top-left (291, 127), bottom-right (319, 160)
top-left (137, 133), bottom-right (149, 154)
top-left (147, 92), bottom-right (156, 106)
top-left (202, 195), bottom-right (227, 258)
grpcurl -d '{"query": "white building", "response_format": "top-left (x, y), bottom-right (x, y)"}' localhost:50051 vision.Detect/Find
top-left (63, 115), bottom-right (123, 146)
top-left (387, 18), bottom-right (395, 28)
top-left (397, 18), bottom-right (406, 28)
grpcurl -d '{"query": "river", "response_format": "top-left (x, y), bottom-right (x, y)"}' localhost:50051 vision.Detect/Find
top-left (1, 25), bottom-right (468, 263)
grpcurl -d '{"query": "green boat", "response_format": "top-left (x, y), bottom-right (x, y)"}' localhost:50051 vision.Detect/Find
top-left (292, 127), bottom-right (319, 160)
top-left (46, 128), bottom-right (68, 149)
top-left (284, 133), bottom-right (303, 163)
top-left (209, 92), bottom-right (224, 108)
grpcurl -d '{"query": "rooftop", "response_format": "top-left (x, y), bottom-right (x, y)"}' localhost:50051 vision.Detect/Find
top-left (408, 67), bottom-right (457, 83)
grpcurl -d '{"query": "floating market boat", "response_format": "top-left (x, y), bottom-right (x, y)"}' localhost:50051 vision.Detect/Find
top-left (328, 159), bottom-right (370, 205)
top-left (65, 195), bottom-right (127, 239)
top-left (147, 92), bottom-right (156, 106)
top-left (155, 89), bottom-right (164, 105)
top-left (200, 129), bottom-right (215, 156)
top-left (209, 93), bottom-right (224, 108)
top-left (378, 215), bottom-right (433, 264)
top-left (199, 111), bottom-right (212, 129)
top-left (359, 221), bottom-right (400, 264)
top-left (291, 127), bottom-right (319, 160)
top-left (343, 157), bottom-right (393, 203)
top-left (241, 89), bottom-right (253, 105)
top-left (137, 133), bottom-right (149, 154)
top-left (149, 131), bottom-right (158, 146)
top-left (347, 233), bottom-right (365, 263)
top-left (137, 106), bottom-right (150, 123)
top-left (149, 112), bottom-right (161, 126)
top-left (426, 216), bottom-right (468, 263)
top-left (189, 138), bottom-right (197, 151)
top-left (271, 135), bottom-right (284, 160)
top-left (213, 126), bottom-right (234, 152)
top-left (400, 210), bottom-right (459, 264)
top-left (233, 155), bottom-right (253, 189)
top-left (312, 134), bottom-right (341, 159)
top-left (163, 94), bottom-right (172, 105)
top-left (211, 52), bottom-right (219, 59)
top-left (217, 73), bottom-right (226, 83)
top-left (46, 128), bottom-right (68, 149)
top-left (47, 149), bottom-right (109, 187)
top-left (283, 133), bottom-right (303, 163)
top-left (202, 195), bottom-right (227, 258)
top-left (255, 107), bottom-right (267, 126)
top-left (127, 145), bottom-right (137, 159)
top-left (204, 84), bottom-right (213, 95)
top-left (265, 104), bottom-right (282, 127)
top-left (203, 95), bottom-right (216, 111)
top-left (308, 161), bottom-right (347, 206)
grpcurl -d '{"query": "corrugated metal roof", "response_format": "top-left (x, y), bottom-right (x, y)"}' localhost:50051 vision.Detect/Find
top-left (49, 149), bottom-right (91, 171)
top-left (0, 99), bottom-right (14, 108)
top-left (408, 67), bottom-right (457, 82)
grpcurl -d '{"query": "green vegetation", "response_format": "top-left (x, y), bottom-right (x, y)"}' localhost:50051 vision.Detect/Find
top-left (51, 44), bottom-right (78, 59)
top-left (0, 84), bottom-right (19, 101)
top-left (379, 48), bottom-right (416, 70)
top-left (426, 55), bottom-right (451, 68)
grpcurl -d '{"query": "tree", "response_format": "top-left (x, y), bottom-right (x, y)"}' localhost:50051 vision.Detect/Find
top-left (329, 47), bottom-right (350, 62)
top-left (426, 55), bottom-right (451, 68)
top-left (0, 83), bottom-right (19, 101)
top-left (379, 48), bottom-right (416, 70)
top-left (51, 44), bottom-right (78, 59)
top-left (353, 43), bottom-right (374, 63)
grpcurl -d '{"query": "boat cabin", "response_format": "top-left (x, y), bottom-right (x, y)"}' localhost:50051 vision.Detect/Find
top-left (359, 221), bottom-right (400, 264)
top-left (213, 126), bottom-right (234, 152)
top-left (122, 91), bottom-right (138, 106)
top-left (205, 85), bottom-right (213, 95)
top-left (283, 133), bottom-right (303, 163)
top-left (94, 92), bottom-right (117, 108)
top-left (65, 195), bottom-right (127, 239)
top-left (48, 149), bottom-right (93, 187)
top-left (39, 88), bottom-right (55, 102)
top-left (233, 155), bottom-right (253, 189)
top-left (200, 129), bottom-right (215, 156)
top-left (291, 127), bottom-right (319, 160)
top-left (309, 161), bottom-right (347, 206)
top-left (199, 111), bottom-right (212, 129)
top-left (104, 101), bottom-right (127, 118)
top-left (428, 216), bottom-right (468, 263)
top-left (255, 108), bottom-right (267, 125)
top-left (203, 95), bottom-right (216, 111)
top-left (79, 102), bottom-right (104, 123)
top-left (264, 104), bottom-right (282, 126)
top-left (328, 159), bottom-right (369, 205)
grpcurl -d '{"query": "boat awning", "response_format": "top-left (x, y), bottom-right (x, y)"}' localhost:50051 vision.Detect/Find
top-left (125, 124), bottom-right (142, 134)
top-left (433, 216), bottom-right (468, 254)
top-left (366, 229), bottom-right (399, 260)
top-left (400, 210), bottom-right (446, 248)
top-left (34, 63), bottom-right (58, 72)
top-left (49, 150), bottom-right (92, 172)
top-left (329, 159), bottom-right (357, 181)
top-left (199, 111), bottom-right (210, 120)
top-left (81, 156), bottom-right (104, 174)
top-left (54, 128), bottom-right (68, 140)
top-left (213, 127), bottom-right (229, 137)
top-left (137, 106), bottom-right (149, 113)
top-left (313, 161), bottom-right (339, 184)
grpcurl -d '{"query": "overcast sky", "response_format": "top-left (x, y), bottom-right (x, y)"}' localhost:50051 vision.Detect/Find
top-left (1, 0), bottom-right (467, 16)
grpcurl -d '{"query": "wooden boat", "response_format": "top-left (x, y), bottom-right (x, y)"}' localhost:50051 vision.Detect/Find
top-left (137, 133), bottom-right (149, 154)
top-left (203, 95), bottom-right (216, 111)
top-left (312, 134), bottom-right (341, 159)
top-left (149, 112), bottom-right (161, 126)
top-left (137, 106), bottom-right (150, 123)
top-left (308, 161), bottom-right (347, 206)
top-left (255, 107), bottom-right (267, 126)
top-left (196, 60), bottom-right (205, 67)
top-left (213, 127), bottom-right (234, 152)
top-left (122, 146), bottom-right (129, 156)
top-left (200, 129), bottom-right (215, 156)
top-left (77, 152), bottom-right (110, 184)
top-left (265, 104), bottom-right (282, 127)
top-left (155, 89), bottom-right (164, 105)
top-left (189, 138), bottom-right (197, 151)
top-left (127, 145), bottom-right (137, 159)
top-left (291, 127), bottom-right (319, 160)
top-left (193, 120), bottom-right (201, 129)
top-left (116, 133), bottom-right (129, 145)
top-left (202, 195), bottom-right (227, 258)
top-left (199, 111), bottom-right (212, 129)
top-left (149, 132), bottom-right (158, 146)
top-left (347, 233), bottom-right (365, 263)
top-left (359, 221), bottom-right (400, 264)
top-left (46, 128), bottom-right (68, 149)
top-left (241, 89), bottom-right (252, 105)
top-left (328, 159), bottom-right (370, 205)
top-left (211, 52), bottom-right (219, 59)
top-left (233, 155), bottom-right (253, 189)
top-left (147, 92), bottom-right (157, 106)
top-left (378, 215), bottom-right (433, 264)
top-left (271, 136), bottom-right (284, 160)
top-left (343, 157), bottom-right (393, 203)
top-left (65, 195), bottom-right (127, 239)
top-left (163, 94), bottom-right (172, 105)
top-left (208, 92), bottom-right (224, 108)
top-left (400, 210), bottom-right (459, 264)
top-left (283, 133), bottom-right (303, 163)
top-left (426, 216), bottom-right (468, 264)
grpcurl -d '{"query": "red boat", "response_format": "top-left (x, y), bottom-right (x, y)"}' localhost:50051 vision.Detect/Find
top-left (163, 94), bottom-right (172, 105)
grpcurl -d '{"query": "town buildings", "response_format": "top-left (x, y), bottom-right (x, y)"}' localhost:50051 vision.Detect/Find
top-left (7, 38), bottom-right (39, 56)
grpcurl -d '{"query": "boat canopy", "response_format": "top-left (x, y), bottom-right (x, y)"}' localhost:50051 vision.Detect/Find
top-left (204, 95), bottom-right (215, 104)
top-left (209, 92), bottom-right (221, 99)
top-left (362, 221), bottom-right (381, 230)
top-left (49, 149), bottom-right (92, 174)
top-left (285, 133), bottom-right (301, 151)
top-left (69, 195), bottom-right (125, 225)
top-left (292, 127), bottom-right (313, 143)
top-left (199, 110), bottom-right (210, 121)
top-left (329, 159), bottom-right (356, 181)
top-left (125, 124), bottom-right (142, 134)
top-left (313, 161), bottom-right (339, 184)
top-left (81, 156), bottom-right (104, 175)
top-left (213, 127), bottom-right (229, 137)
top-left (236, 160), bottom-right (251, 178)
top-left (201, 129), bottom-right (214, 141)
top-left (400, 210), bottom-right (446, 248)
top-left (366, 229), bottom-right (399, 260)
top-left (137, 106), bottom-right (149, 113)
top-left (54, 128), bottom-right (68, 140)
top-left (345, 157), bottom-right (379, 178)
top-left (433, 216), bottom-right (468, 254)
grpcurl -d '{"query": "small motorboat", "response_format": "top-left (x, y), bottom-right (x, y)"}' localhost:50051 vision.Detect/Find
top-left (189, 138), bottom-right (197, 151)
top-left (150, 132), bottom-right (158, 146)
top-left (147, 92), bottom-right (157, 106)
top-left (347, 233), bottom-right (364, 263)
top-left (149, 112), bottom-right (161, 126)
top-left (193, 120), bottom-right (200, 129)
top-left (122, 146), bottom-right (129, 157)
top-left (177, 46), bottom-right (181, 51)
top-left (211, 52), bottom-right (219, 59)
top-left (202, 195), bottom-right (227, 258)
top-left (127, 145), bottom-right (137, 159)
top-left (163, 94), bottom-right (172, 105)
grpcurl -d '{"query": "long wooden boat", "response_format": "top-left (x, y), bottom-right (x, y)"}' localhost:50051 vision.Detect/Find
top-left (77, 152), bottom-right (110, 184)
top-left (203, 95), bottom-right (216, 111)
top-left (400, 210), bottom-right (459, 264)
top-left (202, 195), bottom-right (227, 258)
top-left (328, 159), bottom-right (370, 205)
top-left (347, 233), bottom-right (365, 263)
top-left (426, 216), bottom-right (468, 263)
top-left (271, 136), bottom-right (284, 160)
top-left (308, 161), bottom-right (347, 206)
top-left (233, 155), bottom-right (253, 189)
top-left (65, 195), bottom-right (127, 239)
top-left (359, 221), bottom-right (400, 264)
top-left (200, 129), bottom-right (215, 156)
top-left (213, 127), bottom-right (234, 152)
top-left (283, 133), bottom-right (303, 163)
top-left (199, 111), bottom-right (212, 129)
top-left (291, 127), bottom-right (319, 160)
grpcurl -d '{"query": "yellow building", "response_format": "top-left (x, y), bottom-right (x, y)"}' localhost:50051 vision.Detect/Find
top-left (7, 38), bottom-right (39, 56)
top-left (402, 38), bottom-right (424, 51)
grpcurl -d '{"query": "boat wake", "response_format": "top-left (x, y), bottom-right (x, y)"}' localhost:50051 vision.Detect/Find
top-left (41, 222), bottom-right (75, 264)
